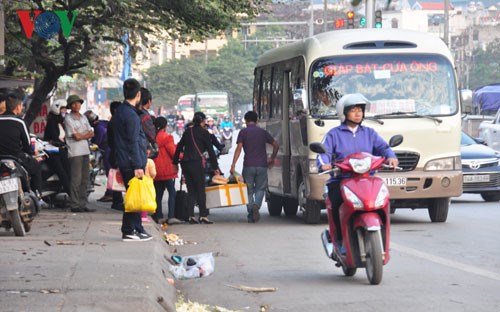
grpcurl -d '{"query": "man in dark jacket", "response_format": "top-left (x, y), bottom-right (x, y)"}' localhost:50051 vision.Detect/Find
top-left (0, 94), bottom-right (45, 206)
top-left (110, 78), bottom-right (151, 242)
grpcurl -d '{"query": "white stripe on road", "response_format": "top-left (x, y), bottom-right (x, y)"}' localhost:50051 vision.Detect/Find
top-left (392, 242), bottom-right (500, 282)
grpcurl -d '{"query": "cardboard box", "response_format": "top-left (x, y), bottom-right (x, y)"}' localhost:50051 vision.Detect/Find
top-left (205, 183), bottom-right (248, 209)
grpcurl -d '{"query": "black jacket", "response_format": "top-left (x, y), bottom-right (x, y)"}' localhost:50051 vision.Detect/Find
top-left (173, 125), bottom-right (218, 170)
top-left (43, 113), bottom-right (65, 146)
top-left (0, 111), bottom-right (32, 158)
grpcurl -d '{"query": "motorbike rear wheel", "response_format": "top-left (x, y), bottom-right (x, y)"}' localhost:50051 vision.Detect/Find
top-left (365, 231), bottom-right (383, 285)
top-left (9, 210), bottom-right (26, 237)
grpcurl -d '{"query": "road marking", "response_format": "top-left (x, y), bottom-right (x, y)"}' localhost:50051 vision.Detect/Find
top-left (392, 242), bottom-right (500, 282)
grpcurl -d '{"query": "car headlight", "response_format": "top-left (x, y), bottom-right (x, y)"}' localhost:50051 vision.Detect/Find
top-left (424, 156), bottom-right (461, 171)
top-left (343, 185), bottom-right (363, 209)
top-left (375, 183), bottom-right (389, 208)
top-left (349, 157), bottom-right (371, 174)
top-left (309, 160), bottom-right (319, 174)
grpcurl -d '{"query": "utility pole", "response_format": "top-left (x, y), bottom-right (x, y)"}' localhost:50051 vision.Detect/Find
top-left (366, 0), bottom-right (375, 28)
top-left (444, 0), bottom-right (450, 46)
top-left (309, 0), bottom-right (314, 37)
top-left (323, 0), bottom-right (327, 32)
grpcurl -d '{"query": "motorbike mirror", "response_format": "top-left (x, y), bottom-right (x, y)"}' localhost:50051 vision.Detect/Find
top-left (309, 142), bottom-right (326, 154)
top-left (388, 134), bottom-right (403, 147)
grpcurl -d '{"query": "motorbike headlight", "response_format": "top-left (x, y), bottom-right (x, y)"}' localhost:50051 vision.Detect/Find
top-left (349, 157), bottom-right (371, 174)
top-left (343, 185), bottom-right (363, 209)
top-left (424, 156), bottom-right (461, 171)
top-left (309, 160), bottom-right (319, 174)
top-left (375, 183), bottom-right (389, 208)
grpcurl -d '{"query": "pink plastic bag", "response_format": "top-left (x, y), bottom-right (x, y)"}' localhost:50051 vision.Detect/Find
top-left (107, 168), bottom-right (126, 192)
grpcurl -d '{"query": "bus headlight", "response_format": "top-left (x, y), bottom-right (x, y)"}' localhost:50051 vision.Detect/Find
top-left (309, 160), bottom-right (319, 174)
top-left (424, 156), bottom-right (461, 171)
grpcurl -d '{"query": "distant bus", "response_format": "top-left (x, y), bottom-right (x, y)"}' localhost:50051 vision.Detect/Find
top-left (177, 94), bottom-right (195, 121)
top-left (194, 91), bottom-right (230, 122)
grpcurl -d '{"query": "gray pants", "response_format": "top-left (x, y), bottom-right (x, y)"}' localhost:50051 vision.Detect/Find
top-left (69, 155), bottom-right (90, 209)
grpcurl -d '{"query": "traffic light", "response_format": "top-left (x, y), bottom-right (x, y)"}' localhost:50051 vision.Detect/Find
top-left (375, 10), bottom-right (382, 28)
top-left (360, 17), bottom-right (366, 27)
top-left (347, 11), bottom-right (355, 29)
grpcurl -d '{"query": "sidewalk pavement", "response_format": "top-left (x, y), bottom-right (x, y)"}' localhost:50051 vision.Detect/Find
top-left (0, 188), bottom-right (177, 312)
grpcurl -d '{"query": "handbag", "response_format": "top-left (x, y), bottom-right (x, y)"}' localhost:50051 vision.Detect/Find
top-left (191, 128), bottom-right (206, 169)
top-left (107, 168), bottom-right (126, 192)
top-left (174, 178), bottom-right (189, 221)
top-left (124, 176), bottom-right (157, 213)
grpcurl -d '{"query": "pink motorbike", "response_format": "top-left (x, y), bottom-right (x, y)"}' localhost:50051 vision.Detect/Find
top-left (310, 135), bottom-right (402, 285)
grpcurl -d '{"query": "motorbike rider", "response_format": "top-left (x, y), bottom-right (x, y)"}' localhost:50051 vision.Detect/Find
top-left (220, 115), bottom-right (233, 129)
top-left (0, 93), bottom-right (47, 208)
top-left (317, 93), bottom-right (398, 251)
top-left (205, 116), bottom-right (225, 155)
top-left (43, 99), bottom-right (71, 195)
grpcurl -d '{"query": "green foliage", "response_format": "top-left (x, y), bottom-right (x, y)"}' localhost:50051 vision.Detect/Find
top-left (469, 39), bottom-right (500, 89)
top-left (146, 38), bottom-right (273, 111)
top-left (1, 0), bottom-right (267, 125)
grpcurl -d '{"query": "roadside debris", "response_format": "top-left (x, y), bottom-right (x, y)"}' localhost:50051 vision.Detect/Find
top-left (176, 294), bottom-right (239, 312)
top-left (224, 284), bottom-right (277, 293)
top-left (169, 252), bottom-right (214, 280)
top-left (163, 232), bottom-right (198, 246)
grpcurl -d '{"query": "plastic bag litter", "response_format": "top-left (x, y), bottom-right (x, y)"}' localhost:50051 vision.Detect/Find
top-left (169, 252), bottom-right (215, 280)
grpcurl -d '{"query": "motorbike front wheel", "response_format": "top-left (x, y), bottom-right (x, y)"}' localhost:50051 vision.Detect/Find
top-left (9, 210), bottom-right (26, 237)
top-left (365, 231), bottom-right (383, 285)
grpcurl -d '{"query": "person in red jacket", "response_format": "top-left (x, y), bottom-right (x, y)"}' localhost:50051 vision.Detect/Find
top-left (152, 117), bottom-right (183, 224)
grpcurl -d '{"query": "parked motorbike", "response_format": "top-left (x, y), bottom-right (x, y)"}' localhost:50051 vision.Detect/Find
top-left (221, 127), bottom-right (233, 154)
top-left (310, 135), bottom-right (403, 285)
top-left (0, 155), bottom-right (40, 236)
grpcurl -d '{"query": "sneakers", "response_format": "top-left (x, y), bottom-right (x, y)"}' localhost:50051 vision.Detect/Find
top-left (167, 218), bottom-right (184, 225)
top-left (252, 204), bottom-right (260, 223)
top-left (122, 231), bottom-right (152, 242)
top-left (199, 217), bottom-right (214, 224)
top-left (141, 217), bottom-right (150, 223)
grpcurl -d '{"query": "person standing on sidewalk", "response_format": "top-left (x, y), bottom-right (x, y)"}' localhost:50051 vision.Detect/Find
top-left (64, 95), bottom-right (96, 213)
top-left (111, 78), bottom-right (151, 242)
top-left (152, 117), bottom-right (182, 225)
top-left (136, 87), bottom-right (158, 160)
top-left (173, 112), bottom-right (220, 224)
top-left (230, 111), bottom-right (279, 223)
top-left (106, 101), bottom-right (125, 211)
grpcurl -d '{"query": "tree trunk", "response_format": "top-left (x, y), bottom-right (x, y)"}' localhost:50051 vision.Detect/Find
top-left (24, 73), bottom-right (59, 127)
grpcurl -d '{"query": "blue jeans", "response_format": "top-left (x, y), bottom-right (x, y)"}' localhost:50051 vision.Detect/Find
top-left (242, 166), bottom-right (268, 219)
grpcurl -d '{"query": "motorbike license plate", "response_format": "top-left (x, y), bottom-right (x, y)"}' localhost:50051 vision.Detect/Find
top-left (383, 177), bottom-right (407, 186)
top-left (0, 178), bottom-right (18, 194)
top-left (463, 175), bottom-right (490, 183)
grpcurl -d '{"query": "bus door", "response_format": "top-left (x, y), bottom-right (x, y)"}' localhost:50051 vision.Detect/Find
top-left (281, 71), bottom-right (291, 194)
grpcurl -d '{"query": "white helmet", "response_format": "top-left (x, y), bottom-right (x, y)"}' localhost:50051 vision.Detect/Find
top-left (50, 99), bottom-right (66, 115)
top-left (337, 93), bottom-right (370, 123)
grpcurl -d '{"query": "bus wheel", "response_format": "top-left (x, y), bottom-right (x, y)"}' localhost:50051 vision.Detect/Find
top-left (428, 197), bottom-right (450, 222)
top-left (283, 198), bottom-right (298, 217)
top-left (268, 194), bottom-right (283, 216)
top-left (298, 180), bottom-right (321, 224)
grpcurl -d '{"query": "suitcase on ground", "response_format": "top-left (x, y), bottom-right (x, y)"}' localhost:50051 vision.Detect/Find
top-left (175, 181), bottom-right (189, 221)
